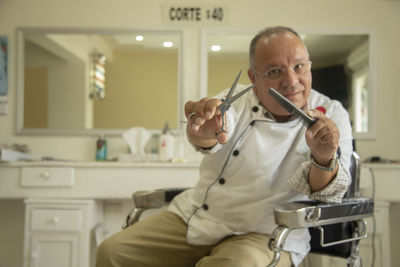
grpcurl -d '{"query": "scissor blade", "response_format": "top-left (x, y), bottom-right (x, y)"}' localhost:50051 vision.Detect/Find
top-left (226, 70), bottom-right (242, 99)
top-left (230, 84), bottom-right (255, 103)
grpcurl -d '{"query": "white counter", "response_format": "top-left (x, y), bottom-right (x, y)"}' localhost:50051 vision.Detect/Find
top-left (0, 161), bottom-right (200, 199)
top-left (1, 161), bottom-right (399, 267)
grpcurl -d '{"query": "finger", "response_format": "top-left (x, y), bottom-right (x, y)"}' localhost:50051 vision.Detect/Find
top-left (185, 101), bottom-right (196, 119)
top-left (309, 109), bottom-right (326, 119)
top-left (192, 97), bottom-right (212, 122)
top-left (311, 123), bottom-right (331, 140)
top-left (216, 132), bottom-right (229, 144)
top-left (204, 98), bottom-right (223, 120)
top-left (307, 118), bottom-right (326, 138)
top-left (315, 129), bottom-right (339, 144)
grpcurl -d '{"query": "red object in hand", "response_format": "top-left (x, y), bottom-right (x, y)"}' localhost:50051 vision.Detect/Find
top-left (316, 106), bottom-right (326, 114)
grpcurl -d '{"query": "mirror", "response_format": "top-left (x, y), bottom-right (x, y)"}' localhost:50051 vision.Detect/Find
top-left (202, 29), bottom-right (373, 138)
top-left (17, 28), bottom-right (182, 135)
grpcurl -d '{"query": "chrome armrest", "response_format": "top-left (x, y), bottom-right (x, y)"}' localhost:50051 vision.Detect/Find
top-left (133, 189), bottom-right (168, 209)
top-left (133, 187), bottom-right (188, 208)
top-left (267, 197), bottom-right (374, 267)
top-left (273, 197), bottom-right (374, 228)
top-left (123, 188), bottom-right (188, 229)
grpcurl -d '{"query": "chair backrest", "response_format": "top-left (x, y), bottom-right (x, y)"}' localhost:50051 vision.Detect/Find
top-left (346, 151), bottom-right (361, 198)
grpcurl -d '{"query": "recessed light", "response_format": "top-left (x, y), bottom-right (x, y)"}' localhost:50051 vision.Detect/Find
top-left (211, 45), bottom-right (221, 52)
top-left (163, 41), bottom-right (173, 48)
top-left (135, 35), bottom-right (144, 41)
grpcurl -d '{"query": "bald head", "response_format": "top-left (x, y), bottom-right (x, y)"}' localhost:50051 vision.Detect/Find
top-left (249, 26), bottom-right (307, 69)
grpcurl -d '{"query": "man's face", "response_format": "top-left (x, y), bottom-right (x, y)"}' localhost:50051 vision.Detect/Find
top-left (248, 32), bottom-right (312, 120)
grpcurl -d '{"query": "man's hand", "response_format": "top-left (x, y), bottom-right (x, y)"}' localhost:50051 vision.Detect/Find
top-left (306, 109), bottom-right (340, 167)
top-left (185, 97), bottom-right (229, 148)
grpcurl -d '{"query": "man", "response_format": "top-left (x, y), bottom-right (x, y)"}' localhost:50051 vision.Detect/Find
top-left (96, 26), bottom-right (352, 267)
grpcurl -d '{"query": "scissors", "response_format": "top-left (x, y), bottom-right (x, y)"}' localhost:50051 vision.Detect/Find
top-left (217, 70), bottom-right (255, 134)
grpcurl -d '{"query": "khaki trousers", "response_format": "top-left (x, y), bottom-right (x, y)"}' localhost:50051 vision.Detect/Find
top-left (96, 211), bottom-right (292, 267)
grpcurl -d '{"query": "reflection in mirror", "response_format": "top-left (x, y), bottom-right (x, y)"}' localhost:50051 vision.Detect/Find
top-left (207, 34), bottom-right (252, 97)
top-left (205, 31), bottom-right (371, 136)
top-left (90, 53), bottom-right (106, 100)
top-left (18, 29), bottom-right (181, 134)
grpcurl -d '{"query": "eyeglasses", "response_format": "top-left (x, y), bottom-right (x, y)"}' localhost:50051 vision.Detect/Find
top-left (252, 61), bottom-right (312, 81)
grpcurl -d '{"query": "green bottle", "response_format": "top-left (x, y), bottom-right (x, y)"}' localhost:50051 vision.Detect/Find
top-left (96, 135), bottom-right (107, 161)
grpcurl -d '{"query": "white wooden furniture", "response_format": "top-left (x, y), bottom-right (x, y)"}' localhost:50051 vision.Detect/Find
top-left (0, 161), bottom-right (398, 267)
top-left (23, 199), bottom-right (103, 267)
top-left (0, 161), bottom-right (199, 267)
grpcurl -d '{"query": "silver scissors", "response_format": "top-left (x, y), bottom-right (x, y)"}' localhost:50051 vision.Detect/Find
top-left (218, 70), bottom-right (255, 134)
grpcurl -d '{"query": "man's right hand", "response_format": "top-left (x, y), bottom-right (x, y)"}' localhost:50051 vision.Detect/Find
top-left (185, 97), bottom-right (229, 148)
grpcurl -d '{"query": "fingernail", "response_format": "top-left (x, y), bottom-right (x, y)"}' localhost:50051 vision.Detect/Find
top-left (205, 111), bottom-right (212, 119)
top-left (195, 117), bottom-right (202, 124)
top-left (192, 124), bottom-right (199, 131)
top-left (308, 110), bottom-right (314, 117)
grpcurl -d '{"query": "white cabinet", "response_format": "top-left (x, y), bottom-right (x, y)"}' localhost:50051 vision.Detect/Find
top-left (29, 234), bottom-right (79, 267)
top-left (24, 199), bottom-right (103, 267)
top-left (0, 161), bottom-right (198, 267)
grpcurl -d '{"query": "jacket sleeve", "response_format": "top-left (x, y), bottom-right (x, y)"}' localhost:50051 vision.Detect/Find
top-left (288, 100), bottom-right (353, 203)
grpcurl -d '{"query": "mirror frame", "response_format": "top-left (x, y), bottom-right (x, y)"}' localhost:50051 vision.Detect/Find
top-left (16, 27), bottom-right (183, 136)
top-left (200, 27), bottom-right (376, 140)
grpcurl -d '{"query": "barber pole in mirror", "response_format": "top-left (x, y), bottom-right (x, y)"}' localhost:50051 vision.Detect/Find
top-left (90, 54), bottom-right (106, 100)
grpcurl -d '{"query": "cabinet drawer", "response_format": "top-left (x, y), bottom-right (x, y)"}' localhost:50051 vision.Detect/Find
top-left (20, 167), bottom-right (75, 187)
top-left (31, 208), bottom-right (82, 232)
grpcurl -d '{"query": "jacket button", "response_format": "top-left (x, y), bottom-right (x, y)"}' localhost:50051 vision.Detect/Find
top-left (203, 204), bottom-right (209, 210)
top-left (252, 106), bottom-right (259, 112)
top-left (219, 178), bottom-right (225, 184)
top-left (233, 150), bottom-right (239, 156)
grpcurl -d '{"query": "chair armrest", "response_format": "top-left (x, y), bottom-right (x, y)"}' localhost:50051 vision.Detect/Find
top-left (273, 197), bottom-right (374, 228)
top-left (124, 188), bottom-right (189, 228)
top-left (132, 188), bottom-right (189, 209)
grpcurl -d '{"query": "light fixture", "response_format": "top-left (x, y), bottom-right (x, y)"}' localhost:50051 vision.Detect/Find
top-left (163, 41), bottom-right (173, 48)
top-left (135, 35), bottom-right (144, 41)
top-left (211, 45), bottom-right (221, 52)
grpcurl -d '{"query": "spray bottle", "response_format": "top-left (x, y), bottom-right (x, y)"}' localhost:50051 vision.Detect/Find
top-left (96, 134), bottom-right (107, 161)
top-left (158, 122), bottom-right (174, 162)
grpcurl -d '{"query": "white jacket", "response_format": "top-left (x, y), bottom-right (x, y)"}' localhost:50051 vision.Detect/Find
top-left (169, 85), bottom-right (353, 265)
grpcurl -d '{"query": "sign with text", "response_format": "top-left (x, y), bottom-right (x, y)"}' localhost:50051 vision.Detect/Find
top-left (162, 5), bottom-right (228, 26)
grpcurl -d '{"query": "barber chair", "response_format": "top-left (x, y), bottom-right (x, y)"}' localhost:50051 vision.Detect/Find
top-left (124, 152), bottom-right (374, 267)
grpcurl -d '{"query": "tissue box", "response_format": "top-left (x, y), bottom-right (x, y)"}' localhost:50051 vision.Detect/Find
top-left (0, 146), bottom-right (32, 162)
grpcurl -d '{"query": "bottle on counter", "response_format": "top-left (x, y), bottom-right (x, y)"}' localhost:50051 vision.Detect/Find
top-left (96, 134), bottom-right (107, 161)
top-left (158, 122), bottom-right (174, 162)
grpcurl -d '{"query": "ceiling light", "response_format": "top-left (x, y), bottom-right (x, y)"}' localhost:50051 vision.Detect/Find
top-left (135, 35), bottom-right (144, 41)
top-left (211, 45), bottom-right (221, 52)
top-left (163, 41), bottom-right (173, 48)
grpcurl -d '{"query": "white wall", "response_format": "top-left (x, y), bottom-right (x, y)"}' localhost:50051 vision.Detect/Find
top-left (0, 1), bottom-right (399, 266)
top-left (0, 0), bottom-right (399, 160)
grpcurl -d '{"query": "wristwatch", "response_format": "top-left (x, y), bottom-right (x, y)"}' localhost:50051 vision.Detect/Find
top-left (311, 153), bottom-right (338, 172)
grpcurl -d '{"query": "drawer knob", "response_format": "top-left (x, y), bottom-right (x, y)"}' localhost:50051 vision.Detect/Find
top-left (40, 171), bottom-right (51, 179)
top-left (49, 216), bottom-right (59, 224)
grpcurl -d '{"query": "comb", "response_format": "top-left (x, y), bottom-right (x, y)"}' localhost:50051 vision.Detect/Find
top-left (268, 87), bottom-right (316, 127)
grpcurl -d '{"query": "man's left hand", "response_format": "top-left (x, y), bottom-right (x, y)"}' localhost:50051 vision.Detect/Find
top-left (306, 109), bottom-right (340, 167)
